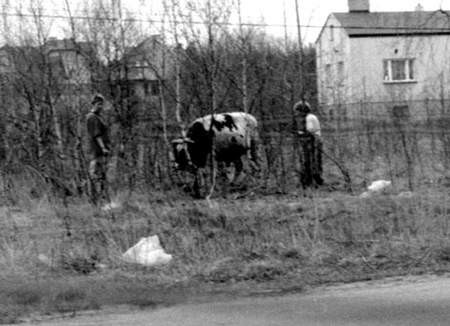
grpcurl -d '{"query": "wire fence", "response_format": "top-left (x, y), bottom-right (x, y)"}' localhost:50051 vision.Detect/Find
top-left (1, 98), bottom-right (449, 200)
top-left (1, 98), bottom-right (450, 276)
top-left (108, 98), bottom-right (450, 194)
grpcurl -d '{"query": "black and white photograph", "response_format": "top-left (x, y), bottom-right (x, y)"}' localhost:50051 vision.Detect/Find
top-left (0, 0), bottom-right (449, 325)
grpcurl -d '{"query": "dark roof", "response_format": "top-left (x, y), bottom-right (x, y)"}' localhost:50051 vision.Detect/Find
top-left (333, 10), bottom-right (450, 37)
top-left (124, 35), bottom-right (162, 59)
top-left (44, 38), bottom-right (94, 59)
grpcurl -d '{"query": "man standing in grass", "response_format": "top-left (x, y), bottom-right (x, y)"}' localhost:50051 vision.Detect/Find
top-left (86, 93), bottom-right (110, 204)
top-left (294, 100), bottom-right (324, 188)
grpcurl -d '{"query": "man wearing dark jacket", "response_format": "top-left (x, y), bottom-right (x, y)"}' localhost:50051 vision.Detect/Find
top-left (86, 93), bottom-right (110, 203)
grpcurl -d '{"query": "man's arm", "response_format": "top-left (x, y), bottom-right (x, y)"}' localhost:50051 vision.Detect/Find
top-left (95, 136), bottom-right (109, 155)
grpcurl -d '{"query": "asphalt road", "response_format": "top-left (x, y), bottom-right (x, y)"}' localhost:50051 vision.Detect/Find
top-left (19, 274), bottom-right (450, 326)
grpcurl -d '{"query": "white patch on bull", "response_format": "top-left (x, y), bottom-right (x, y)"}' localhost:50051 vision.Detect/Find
top-left (211, 114), bottom-right (227, 123)
top-left (194, 112), bottom-right (256, 133)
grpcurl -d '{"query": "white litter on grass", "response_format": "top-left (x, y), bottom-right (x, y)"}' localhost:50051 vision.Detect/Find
top-left (37, 254), bottom-right (53, 267)
top-left (359, 191), bottom-right (371, 198)
top-left (122, 235), bottom-right (172, 267)
top-left (101, 200), bottom-right (121, 211)
top-left (360, 180), bottom-right (392, 198)
top-left (367, 180), bottom-right (392, 192)
top-left (397, 191), bottom-right (414, 198)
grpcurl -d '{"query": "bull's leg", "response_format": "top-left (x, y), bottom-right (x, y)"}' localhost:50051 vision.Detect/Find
top-left (223, 162), bottom-right (235, 182)
top-left (192, 169), bottom-right (205, 198)
top-left (249, 139), bottom-right (260, 172)
top-left (193, 167), bottom-right (215, 199)
top-left (193, 171), bottom-right (200, 198)
top-left (233, 158), bottom-right (244, 184)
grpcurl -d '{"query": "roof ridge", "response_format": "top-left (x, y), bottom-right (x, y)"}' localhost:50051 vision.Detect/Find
top-left (331, 10), bottom-right (450, 37)
top-left (333, 10), bottom-right (450, 14)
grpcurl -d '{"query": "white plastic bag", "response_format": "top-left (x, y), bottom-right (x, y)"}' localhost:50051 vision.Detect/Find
top-left (367, 180), bottom-right (391, 192)
top-left (101, 201), bottom-right (121, 211)
top-left (359, 191), bottom-right (371, 198)
top-left (122, 235), bottom-right (172, 267)
top-left (360, 180), bottom-right (392, 198)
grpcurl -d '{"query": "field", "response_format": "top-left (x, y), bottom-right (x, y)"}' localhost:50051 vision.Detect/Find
top-left (0, 181), bottom-right (449, 323)
top-left (1, 108), bottom-right (450, 323)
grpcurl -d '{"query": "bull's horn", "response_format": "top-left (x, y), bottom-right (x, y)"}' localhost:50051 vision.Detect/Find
top-left (183, 137), bottom-right (195, 143)
top-left (171, 138), bottom-right (184, 144)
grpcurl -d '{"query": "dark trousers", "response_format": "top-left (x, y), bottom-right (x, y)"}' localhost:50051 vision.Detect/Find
top-left (88, 156), bottom-right (108, 203)
top-left (300, 135), bottom-right (323, 188)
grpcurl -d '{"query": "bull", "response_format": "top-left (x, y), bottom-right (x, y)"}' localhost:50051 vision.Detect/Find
top-left (171, 112), bottom-right (259, 196)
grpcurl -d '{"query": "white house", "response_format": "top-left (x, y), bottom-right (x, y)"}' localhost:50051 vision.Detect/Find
top-left (45, 38), bottom-right (93, 85)
top-left (315, 0), bottom-right (450, 119)
top-left (113, 35), bottom-right (173, 101)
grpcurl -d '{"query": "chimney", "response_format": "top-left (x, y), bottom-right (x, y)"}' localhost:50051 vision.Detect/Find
top-left (348, 0), bottom-right (370, 13)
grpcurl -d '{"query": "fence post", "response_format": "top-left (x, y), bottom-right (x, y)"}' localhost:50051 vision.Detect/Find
top-left (425, 98), bottom-right (436, 156)
top-left (392, 105), bottom-right (414, 190)
top-left (439, 96), bottom-right (450, 169)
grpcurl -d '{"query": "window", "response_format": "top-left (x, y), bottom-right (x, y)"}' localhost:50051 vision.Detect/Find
top-left (146, 80), bottom-right (160, 96)
top-left (392, 105), bottom-right (410, 120)
top-left (337, 61), bottom-right (344, 81)
top-left (48, 51), bottom-right (60, 59)
top-left (0, 55), bottom-right (9, 66)
top-left (383, 59), bottom-right (415, 82)
top-left (325, 64), bottom-right (331, 85)
top-left (330, 25), bottom-right (334, 42)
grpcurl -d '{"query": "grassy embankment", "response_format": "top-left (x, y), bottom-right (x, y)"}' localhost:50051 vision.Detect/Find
top-left (0, 180), bottom-right (449, 323)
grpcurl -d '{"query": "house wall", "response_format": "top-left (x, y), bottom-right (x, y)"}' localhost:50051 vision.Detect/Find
top-left (347, 35), bottom-right (450, 118)
top-left (0, 49), bottom-right (13, 74)
top-left (45, 38), bottom-right (93, 86)
top-left (119, 35), bottom-right (173, 102)
top-left (48, 50), bottom-right (92, 86)
top-left (316, 14), bottom-right (351, 118)
top-left (317, 17), bottom-right (450, 120)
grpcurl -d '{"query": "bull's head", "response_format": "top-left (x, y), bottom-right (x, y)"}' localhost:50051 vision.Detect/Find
top-left (171, 137), bottom-right (195, 171)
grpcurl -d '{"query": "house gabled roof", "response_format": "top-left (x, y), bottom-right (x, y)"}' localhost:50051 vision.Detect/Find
top-left (124, 35), bottom-right (162, 61)
top-left (110, 35), bottom-right (165, 82)
top-left (44, 38), bottom-right (93, 57)
top-left (333, 10), bottom-right (450, 38)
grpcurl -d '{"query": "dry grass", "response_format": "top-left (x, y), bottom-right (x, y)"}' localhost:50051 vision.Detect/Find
top-left (0, 182), bottom-right (449, 323)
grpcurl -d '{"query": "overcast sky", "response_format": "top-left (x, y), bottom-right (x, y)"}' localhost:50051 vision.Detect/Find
top-left (3, 0), bottom-right (450, 45)
top-left (76, 0), bottom-right (450, 44)
top-left (241, 0), bottom-right (450, 44)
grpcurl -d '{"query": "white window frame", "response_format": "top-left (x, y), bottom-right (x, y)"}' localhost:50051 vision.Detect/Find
top-left (383, 58), bottom-right (416, 83)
